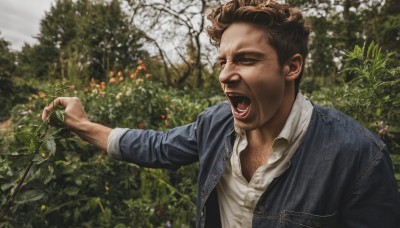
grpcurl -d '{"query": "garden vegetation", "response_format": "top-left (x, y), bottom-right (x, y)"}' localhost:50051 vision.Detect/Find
top-left (0, 0), bottom-right (399, 227)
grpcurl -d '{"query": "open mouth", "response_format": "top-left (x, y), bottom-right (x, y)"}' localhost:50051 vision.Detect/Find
top-left (227, 94), bottom-right (251, 117)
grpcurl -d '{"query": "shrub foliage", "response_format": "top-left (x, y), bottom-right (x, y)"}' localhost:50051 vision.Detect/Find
top-left (0, 63), bottom-right (223, 227)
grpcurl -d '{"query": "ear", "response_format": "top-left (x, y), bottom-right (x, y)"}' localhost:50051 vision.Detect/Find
top-left (284, 54), bottom-right (303, 82)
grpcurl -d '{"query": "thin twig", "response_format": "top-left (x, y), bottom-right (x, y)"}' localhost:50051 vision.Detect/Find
top-left (4, 161), bottom-right (34, 210)
top-left (3, 119), bottom-right (49, 212)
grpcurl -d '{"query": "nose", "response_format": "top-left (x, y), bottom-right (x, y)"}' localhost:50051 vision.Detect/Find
top-left (219, 61), bottom-right (241, 85)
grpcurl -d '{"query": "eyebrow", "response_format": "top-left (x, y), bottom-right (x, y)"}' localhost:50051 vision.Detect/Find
top-left (218, 51), bottom-right (265, 60)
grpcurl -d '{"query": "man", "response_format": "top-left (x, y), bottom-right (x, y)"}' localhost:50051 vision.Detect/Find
top-left (42, 0), bottom-right (400, 227)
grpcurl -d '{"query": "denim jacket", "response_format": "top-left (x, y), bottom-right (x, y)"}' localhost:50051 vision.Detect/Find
top-left (118, 101), bottom-right (400, 227)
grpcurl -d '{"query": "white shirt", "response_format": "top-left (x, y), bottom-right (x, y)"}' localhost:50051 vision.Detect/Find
top-left (216, 93), bottom-right (314, 228)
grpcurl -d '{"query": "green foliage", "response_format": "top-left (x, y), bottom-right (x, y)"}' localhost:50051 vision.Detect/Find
top-left (0, 77), bottom-right (38, 121)
top-left (1, 0), bottom-right (399, 225)
top-left (300, 0), bottom-right (400, 80)
top-left (305, 42), bottom-right (400, 185)
top-left (0, 63), bottom-right (223, 227)
top-left (0, 35), bottom-right (16, 79)
top-left (18, 0), bottom-right (144, 84)
top-left (335, 42), bottom-right (400, 183)
top-left (0, 35), bottom-right (25, 121)
top-left (334, 42), bottom-right (399, 135)
top-left (0, 83), bottom-right (78, 224)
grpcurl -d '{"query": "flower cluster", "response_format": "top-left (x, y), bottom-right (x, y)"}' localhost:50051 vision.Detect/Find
top-left (88, 78), bottom-right (107, 97)
top-left (109, 60), bottom-right (150, 84)
top-left (78, 60), bottom-right (174, 130)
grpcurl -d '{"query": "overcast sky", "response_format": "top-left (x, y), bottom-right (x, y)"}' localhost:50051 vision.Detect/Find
top-left (0, 0), bottom-right (55, 51)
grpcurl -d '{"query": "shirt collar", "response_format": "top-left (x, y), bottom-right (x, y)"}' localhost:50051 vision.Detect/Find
top-left (277, 92), bottom-right (313, 144)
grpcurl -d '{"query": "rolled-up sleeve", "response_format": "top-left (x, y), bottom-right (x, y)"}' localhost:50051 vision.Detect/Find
top-left (107, 128), bottom-right (129, 160)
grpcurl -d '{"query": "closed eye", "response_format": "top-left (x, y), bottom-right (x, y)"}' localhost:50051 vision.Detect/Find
top-left (218, 60), bottom-right (227, 69)
top-left (237, 58), bottom-right (258, 65)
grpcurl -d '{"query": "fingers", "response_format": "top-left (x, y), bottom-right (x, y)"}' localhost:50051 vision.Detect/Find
top-left (41, 106), bottom-right (52, 120)
top-left (41, 97), bottom-right (78, 120)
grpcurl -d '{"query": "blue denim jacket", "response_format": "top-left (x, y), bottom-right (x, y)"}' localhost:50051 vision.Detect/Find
top-left (119, 101), bottom-right (400, 227)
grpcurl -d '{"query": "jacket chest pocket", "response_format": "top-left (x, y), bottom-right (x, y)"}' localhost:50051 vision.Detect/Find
top-left (281, 210), bottom-right (338, 228)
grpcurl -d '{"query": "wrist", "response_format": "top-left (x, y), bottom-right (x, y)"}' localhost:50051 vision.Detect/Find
top-left (73, 121), bottom-right (112, 151)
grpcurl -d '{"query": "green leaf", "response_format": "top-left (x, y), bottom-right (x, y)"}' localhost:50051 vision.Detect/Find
top-left (15, 189), bottom-right (44, 204)
top-left (58, 128), bottom-right (74, 139)
top-left (64, 187), bottom-right (80, 196)
top-left (7, 153), bottom-right (35, 167)
top-left (54, 148), bottom-right (67, 161)
top-left (32, 154), bottom-right (46, 164)
top-left (29, 136), bottom-right (40, 153)
top-left (73, 208), bottom-right (81, 223)
top-left (36, 164), bottom-right (54, 183)
top-left (15, 128), bottom-right (35, 148)
top-left (49, 110), bottom-right (65, 128)
top-left (44, 135), bottom-right (56, 155)
top-left (1, 181), bottom-right (15, 192)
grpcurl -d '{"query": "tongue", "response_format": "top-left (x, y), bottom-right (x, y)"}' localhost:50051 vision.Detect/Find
top-left (237, 97), bottom-right (250, 113)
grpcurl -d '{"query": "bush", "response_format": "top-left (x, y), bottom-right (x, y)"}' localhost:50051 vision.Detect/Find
top-left (0, 78), bottom-right (37, 121)
top-left (0, 62), bottom-right (224, 227)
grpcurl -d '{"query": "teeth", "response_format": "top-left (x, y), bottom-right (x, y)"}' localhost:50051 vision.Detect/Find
top-left (227, 94), bottom-right (250, 115)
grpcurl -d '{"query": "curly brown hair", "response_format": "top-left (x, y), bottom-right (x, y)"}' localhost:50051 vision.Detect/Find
top-left (206, 0), bottom-right (310, 93)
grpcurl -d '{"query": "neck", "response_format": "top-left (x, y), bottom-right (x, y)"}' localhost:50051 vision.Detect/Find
top-left (249, 87), bottom-right (297, 145)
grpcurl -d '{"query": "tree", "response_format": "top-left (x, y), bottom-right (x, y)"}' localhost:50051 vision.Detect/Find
top-left (0, 34), bottom-right (36, 121)
top-left (362, 0), bottom-right (400, 61)
top-left (19, 0), bottom-right (145, 84)
top-left (124, 0), bottom-right (222, 88)
top-left (74, 0), bottom-right (145, 82)
top-left (0, 34), bottom-right (16, 79)
top-left (294, 0), bottom-right (368, 80)
top-left (0, 34), bottom-right (17, 120)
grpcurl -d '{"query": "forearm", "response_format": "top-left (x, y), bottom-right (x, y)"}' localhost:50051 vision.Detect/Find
top-left (73, 121), bottom-right (112, 151)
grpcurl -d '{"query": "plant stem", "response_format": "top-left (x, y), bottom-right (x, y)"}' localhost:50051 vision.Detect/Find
top-left (4, 161), bottom-right (34, 210)
top-left (4, 120), bottom-right (48, 211)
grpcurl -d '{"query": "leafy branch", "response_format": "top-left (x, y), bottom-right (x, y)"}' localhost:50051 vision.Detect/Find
top-left (1, 83), bottom-right (71, 218)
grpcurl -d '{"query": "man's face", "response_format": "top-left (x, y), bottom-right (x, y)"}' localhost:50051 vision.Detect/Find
top-left (218, 22), bottom-right (289, 131)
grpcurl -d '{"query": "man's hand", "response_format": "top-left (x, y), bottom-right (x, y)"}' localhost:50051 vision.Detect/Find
top-left (42, 97), bottom-right (112, 151)
top-left (42, 97), bottom-right (89, 132)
